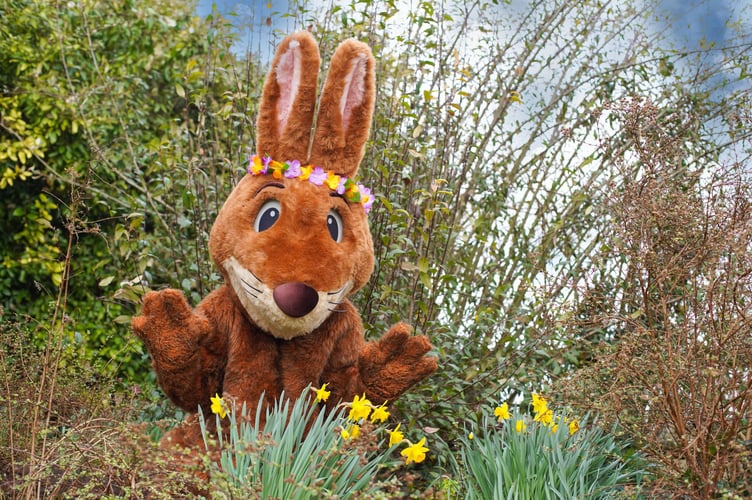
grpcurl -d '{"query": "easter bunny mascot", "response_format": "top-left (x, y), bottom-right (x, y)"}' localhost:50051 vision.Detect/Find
top-left (132, 31), bottom-right (438, 451)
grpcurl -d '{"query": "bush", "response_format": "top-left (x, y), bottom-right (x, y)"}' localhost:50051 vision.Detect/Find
top-left (457, 394), bottom-right (649, 499)
top-left (198, 389), bottom-right (433, 497)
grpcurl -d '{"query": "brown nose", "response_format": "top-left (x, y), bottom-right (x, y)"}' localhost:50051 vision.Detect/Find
top-left (273, 282), bottom-right (319, 318)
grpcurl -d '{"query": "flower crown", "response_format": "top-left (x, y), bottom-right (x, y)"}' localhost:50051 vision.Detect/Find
top-left (248, 155), bottom-right (374, 214)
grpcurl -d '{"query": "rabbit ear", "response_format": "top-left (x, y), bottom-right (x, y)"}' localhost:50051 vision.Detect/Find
top-left (309, 39), bottom-right (375, 178)
top-left (256, 31), bottom-right (320, 162)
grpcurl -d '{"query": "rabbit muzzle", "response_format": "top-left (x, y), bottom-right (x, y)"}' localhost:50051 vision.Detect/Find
top-left (223, 256), bottom-right (352, 339)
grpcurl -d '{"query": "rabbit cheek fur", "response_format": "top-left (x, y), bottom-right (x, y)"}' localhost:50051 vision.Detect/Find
top-left (209, 173), bottom-right (375, 340)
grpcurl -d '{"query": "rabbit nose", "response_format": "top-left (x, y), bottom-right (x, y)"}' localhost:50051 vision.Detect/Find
top-left (273, 282), bottom-right (319, 318)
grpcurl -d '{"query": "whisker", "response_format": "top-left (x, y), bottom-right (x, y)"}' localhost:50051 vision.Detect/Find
top-left (327, 307), bottom-right (346, 313)
top-left (327, 284), bottom-right (347, 296)
top-left (240, 283), bottom-right (259, 298)
top-left (241, 278), bottom-right (262, 294)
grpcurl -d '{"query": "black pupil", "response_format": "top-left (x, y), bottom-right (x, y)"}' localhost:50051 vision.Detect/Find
top-left (258, 207), bottom-right (279, 231)
top-left (327, 215), bottom-right (339, 241)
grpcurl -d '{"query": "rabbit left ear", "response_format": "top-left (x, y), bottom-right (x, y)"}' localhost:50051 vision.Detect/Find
top-left (309, 39), bottom-right (376, 179)
top-left (256, 31), bottom-right (321, 162)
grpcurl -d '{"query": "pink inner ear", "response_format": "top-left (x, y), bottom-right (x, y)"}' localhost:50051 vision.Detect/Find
top-left (276, 40), bottom-right (302, 137)
top-left (340, 54), bottom-right (367, 133)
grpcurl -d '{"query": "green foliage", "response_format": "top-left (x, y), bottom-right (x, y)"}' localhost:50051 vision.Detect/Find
top-left (458, 409), bottom-right (648, 499)
top-left (0, 0), bottom-right (249, 382)
top-left (2, 0), bottom-right (752, 496)
top-left (198, 391), bottom-right (399, 498)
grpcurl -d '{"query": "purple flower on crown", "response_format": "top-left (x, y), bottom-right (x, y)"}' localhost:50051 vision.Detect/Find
top-left (285, 159), bottom-right (301, 178)
top-left (336, 177), bottom-right (347, 195)
top-left (308, 167), bottom-right (328, 186)
top-left (359, 185), bottom-right (374, 214)
top-left (262, 155), bottom-right (272, 168)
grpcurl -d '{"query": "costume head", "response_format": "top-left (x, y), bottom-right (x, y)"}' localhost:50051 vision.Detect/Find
top-left (209, 32), bottom-right (377, 339)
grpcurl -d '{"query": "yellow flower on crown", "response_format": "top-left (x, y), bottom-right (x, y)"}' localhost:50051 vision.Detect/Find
top-left (300, 164), bottom-right (312, 180)
top-left (324, 171), bottom-right (341, 190)
top-left (250, 155), bottom-right (265, 175)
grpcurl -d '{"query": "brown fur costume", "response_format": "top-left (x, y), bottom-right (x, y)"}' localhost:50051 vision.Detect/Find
top-left (132, 31), bottom-right (438, 451)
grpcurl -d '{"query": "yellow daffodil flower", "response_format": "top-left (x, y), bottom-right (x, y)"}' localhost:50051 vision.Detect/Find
top-left (515, 419), bottom-right (527, 433)
top-left (370, 403), bottom-right (390, 423)
top-left (312, 383), bottom-right (331, 403)
top-left (534, 408), bottom-right (554, 425)
top-left (494, 402), bottom-right (511, 421)
top-left (531, 393), bottom-right (548, 415)
top-left (348, 394), bottom-right (373, 421)
top-left (388, 423), bottom-right (404, 447)
top-left (569, 419), bottom-right (579, 435)
top-left (210, 393), bottom-right (228, 419)
top-left (341, 424), bottom-right (360, 441)
top-left (400, 437), bottom-right (429, 464)
top-left (468, 432), bottom-right (474, 440)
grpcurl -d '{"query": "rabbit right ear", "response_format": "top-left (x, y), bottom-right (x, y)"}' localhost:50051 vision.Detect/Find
top-left (256, 31), bottom-right (321, 162)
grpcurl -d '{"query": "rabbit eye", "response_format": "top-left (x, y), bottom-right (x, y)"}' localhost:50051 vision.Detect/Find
top-left (255, 200), bottom-right (281, 232)
top-left (326, 209), bottom-right (343, 243)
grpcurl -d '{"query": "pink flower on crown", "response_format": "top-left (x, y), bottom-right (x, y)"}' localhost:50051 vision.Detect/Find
top-left (309, 167), bottom-right (328, 186)
top-left (336, 177), bottom-right (347, 195)
top-left (285, 160), bottom-right (301, 178)
top-left (359, 185), bottom-right (374, 213)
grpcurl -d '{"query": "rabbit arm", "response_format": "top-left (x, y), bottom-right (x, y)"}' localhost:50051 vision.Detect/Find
top-left (320, 305), bottom-right (438, 406)
top-left (132, 288), bottom-right (229, 412)
top-left (356, 323), bottom-right (438, 403)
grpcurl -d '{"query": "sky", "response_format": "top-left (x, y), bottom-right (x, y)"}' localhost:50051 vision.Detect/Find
top-left (195, 0), bottom-right (743, 57)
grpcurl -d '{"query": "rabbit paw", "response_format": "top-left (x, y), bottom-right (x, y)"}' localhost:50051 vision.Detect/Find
top-left (132, 289), bottom-right (209, 365)
top-left (358, 323), bottom-right (438, 401)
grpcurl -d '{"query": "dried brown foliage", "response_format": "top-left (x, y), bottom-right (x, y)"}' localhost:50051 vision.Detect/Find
top-left (560, 97), bottom-right (752, 498)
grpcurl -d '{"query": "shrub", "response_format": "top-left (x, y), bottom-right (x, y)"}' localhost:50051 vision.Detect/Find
top-left (457, 394), bottom-right (649, 499)
top-left (198, 389), bottom-right (434, 497)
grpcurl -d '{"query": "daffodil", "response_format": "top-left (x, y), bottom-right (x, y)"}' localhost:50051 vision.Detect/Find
top-left (515, 419), bottom-right (527, 433)
top-left (341, 424), bottom-right (360, 441)
top-left (534, 408), bottom-right (554, 425)
top-left (312, 383), bottom-right (331, 403)
top-left (400, 437), bottom-right (429, 464)
top-left (494, 402), bottom-right (510, 421)
top-left (370, 403), bottom-right (390, 423)
top-left (531, 393), bottom-right (548, 415)
top-left (347, 394), bottom-right (373, 421)
top-left (468, 432), bottom-right (474, 440)
top-left (210, 393), bottom-right (228, 419)
top-left (568, 419), bottom-right (579, 435)
top-left (388, 424), bottom-right (404, 447)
